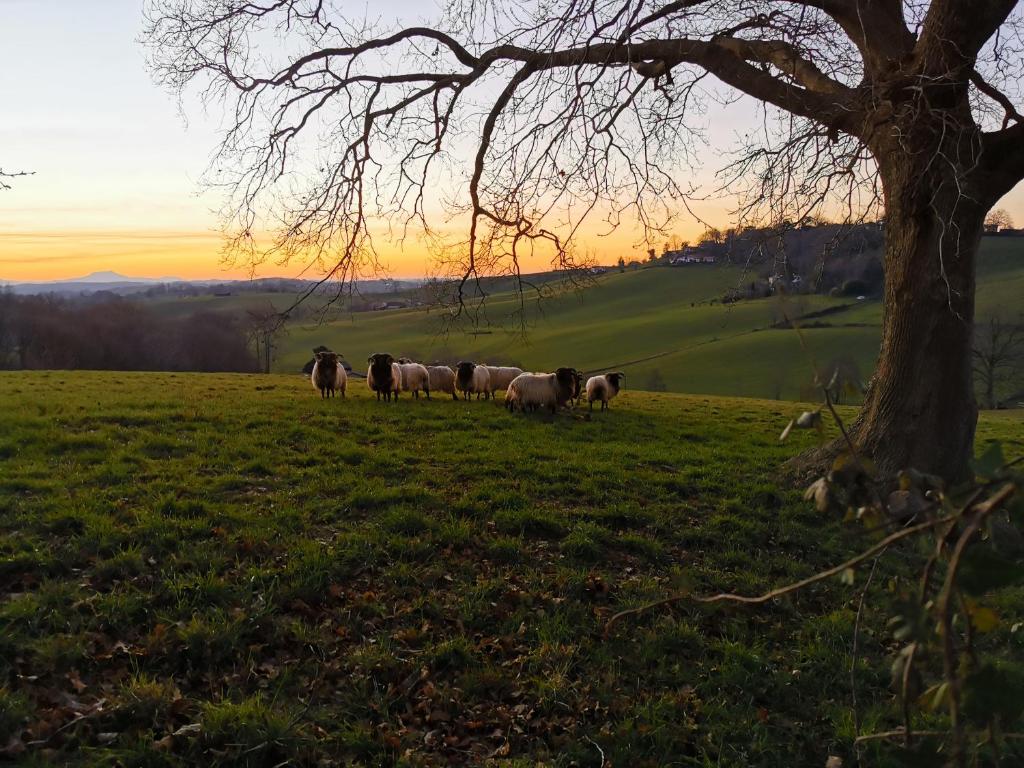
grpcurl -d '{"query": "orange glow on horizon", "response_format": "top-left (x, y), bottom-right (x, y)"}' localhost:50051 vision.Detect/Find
top-left (0, 219), bottom-right (721, 284)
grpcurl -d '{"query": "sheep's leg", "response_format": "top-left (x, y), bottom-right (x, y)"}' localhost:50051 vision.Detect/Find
top-left (425, 388), bottom-right (430, 400)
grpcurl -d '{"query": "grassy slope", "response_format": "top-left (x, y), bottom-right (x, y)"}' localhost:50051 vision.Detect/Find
top-left (1, 373), bottom-right (1022, 766)
top-left (270, 238), bottom-right (1022, 401)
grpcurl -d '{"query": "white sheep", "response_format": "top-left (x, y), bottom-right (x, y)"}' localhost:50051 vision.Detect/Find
top-left (455, 361), bottom-right (491, 400)
top-left (397, 360), bottom-right (431, 399)
top-left (427, 365), bottom-right (458, 400)
top-left (586, 372), bottom-right (625, 411)
top-left (506, 368), bottom-right (578, 414)
top-left (367, 353), bottom-right (402, 402)
top-left (484, 366), bottom-right (524, 399)
top-left (311, 351), bottom-right (347, 398)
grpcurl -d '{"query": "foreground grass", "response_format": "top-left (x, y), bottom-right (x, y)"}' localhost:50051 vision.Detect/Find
top-left (1, 372), bottom-right (1022, 767)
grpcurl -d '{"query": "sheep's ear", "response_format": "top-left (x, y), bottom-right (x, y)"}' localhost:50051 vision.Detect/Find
top-left (367, 355), bottom-right (375, 364)
top-left (314, 352), bottom-right (323, 361)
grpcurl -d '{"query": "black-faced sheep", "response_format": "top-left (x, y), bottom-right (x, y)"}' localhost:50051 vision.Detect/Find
top-left (367, 353), bottom-right (402, 402)
top-left (570, 370), bottom-right (584, 406)
top-left (586, 372), bottom-right (625, 410)
top-left (455, 361), bottom-right (491, 401)
top-left (311, 351), bottom-right (347, 398)
top-left (506, 368), bottom-right (578, 413)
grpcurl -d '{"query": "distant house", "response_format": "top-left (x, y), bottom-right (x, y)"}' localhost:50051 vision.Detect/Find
top-left (984, 223), bottom-right (1002, 234)
top-left (668, 248), bottom-right (716, 265)
top-left (589, 266), bottom-right (607, 275)
top-left (372, 300), bottom-right (408, 311)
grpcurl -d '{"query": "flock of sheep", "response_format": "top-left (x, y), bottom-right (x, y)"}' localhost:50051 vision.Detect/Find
top-left (310, 350), bottom-right (624, 413)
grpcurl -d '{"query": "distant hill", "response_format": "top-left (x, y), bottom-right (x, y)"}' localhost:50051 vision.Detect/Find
top-left (272, 236), bottom-right (1023, 403)
top-left (0, 271), bottom-right (426, 297)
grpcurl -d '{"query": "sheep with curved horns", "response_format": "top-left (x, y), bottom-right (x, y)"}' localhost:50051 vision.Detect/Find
top-left (311, 350), bottom-right (347, 398)
top-left (506, 368), bottom-right (578, 414)
top-left (455, 361), bottom-right (491, 401)
top-left (427, 365), bottom-right (459, 400)
top-left (586, 372), bottom-right (625, 411)
top-left (483, 365), bottom-right (524, 399)
top-left (396, 358), bottom-right (431, 399)
top-left (367, 353), bottom-right (402, 402)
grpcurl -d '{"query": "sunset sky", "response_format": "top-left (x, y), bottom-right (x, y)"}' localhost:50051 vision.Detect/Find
top-left (3, 0), bottom-right (1023, 283)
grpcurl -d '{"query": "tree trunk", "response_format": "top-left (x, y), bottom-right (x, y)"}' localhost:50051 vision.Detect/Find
top-left (845, 156), bottom-right (982, 482)
top-left (795, 136), bottom-right (985, 484)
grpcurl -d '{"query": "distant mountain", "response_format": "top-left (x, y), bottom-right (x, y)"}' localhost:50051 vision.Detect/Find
top-left (58, 271), bottom-right (184, 284)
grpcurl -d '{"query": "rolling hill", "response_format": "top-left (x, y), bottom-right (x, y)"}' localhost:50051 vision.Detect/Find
top-left (271, 237), bottom-right (1023, 402)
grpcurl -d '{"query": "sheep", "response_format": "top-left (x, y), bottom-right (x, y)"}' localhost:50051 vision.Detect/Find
top-left (505, 368), bottom-right (578, 414)
top-left (483, 365), bottom-right (524, 399)
top-left (455, 361), bottom-right (491, 401)
top-left (367, 353), bottom-right (402, 402)
top-left (427, 365), bottom-right (459, 400)
top-left (570, 370), bottom-right (584, 406)
top-left (396, 359), bottom-right (431, 399)
top-left (311, 350), bottom-right (347, 398)
top-left (586, 372), bottom-right (625, 411)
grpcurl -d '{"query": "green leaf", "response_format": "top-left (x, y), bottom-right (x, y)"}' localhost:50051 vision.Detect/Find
top-left (929, 682), bottom-right (951, 712)
top-left (972, 442), bottom-right (1006, 479)
top-left (969, 605), bottom-right (999, 633)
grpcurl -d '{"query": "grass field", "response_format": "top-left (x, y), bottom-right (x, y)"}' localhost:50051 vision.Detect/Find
top-left (258, 237), bottom-right (1022, 401)
top-left (2, 372), bottom-right (1022, 766)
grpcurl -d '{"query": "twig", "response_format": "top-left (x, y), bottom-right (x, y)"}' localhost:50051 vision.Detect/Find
top-left (584, 735), bottom-right (606, 767)
top-left (933, 484), bottom-right (1017, 767)
top-left (855, 728), bottom-right (1024, 744)
top-left (851, 552), bottom-right (882, 765)
top-left (605, 517), bottom-right (946, 633)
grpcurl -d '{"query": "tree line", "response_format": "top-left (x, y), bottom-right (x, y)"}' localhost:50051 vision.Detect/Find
top-left (0, 292), bottom-right (261, 373)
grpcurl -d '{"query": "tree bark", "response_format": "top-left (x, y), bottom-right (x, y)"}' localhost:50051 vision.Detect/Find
top-left (797, 124), bottom-right (984, 484)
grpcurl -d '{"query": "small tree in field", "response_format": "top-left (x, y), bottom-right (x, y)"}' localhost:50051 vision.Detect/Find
top-left (973, 314), bottom-right (1024, 408)
top-left (144, 1), bottom-right (1024, 481)
top-left (985, 208), bottom-right (1015, 230)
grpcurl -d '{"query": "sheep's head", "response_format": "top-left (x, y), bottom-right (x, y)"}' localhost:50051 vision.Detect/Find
top-left (397, 357), bottom-right (413, 364)
top-left (571, 370), bottom-right (584, 399)
top-left (455, 361), bottom-right (477, 387)
top-left (316, 351), bottom-right (340, 369)
top-left (554, 367), bottom-right (578, 402)
top-left (368, 352), bottom-right (395, 376)
top-left (606, 372), bottom-right (625, 391)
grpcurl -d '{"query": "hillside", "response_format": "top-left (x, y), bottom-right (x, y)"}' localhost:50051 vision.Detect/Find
top-left (274, 237), bottom-right (1024, 402)
top-left (1, 372), bottom-right (1021, 766)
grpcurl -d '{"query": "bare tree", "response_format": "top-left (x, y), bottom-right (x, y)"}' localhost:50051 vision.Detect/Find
top-left (245, 304), bottom-right (287, 374)
top-left (144, 1), bottom-right (1024, 481)
top-left (972, 314), bottom-right (1024, 408)
top-left (985, 207), bottom-right (1015, 230)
